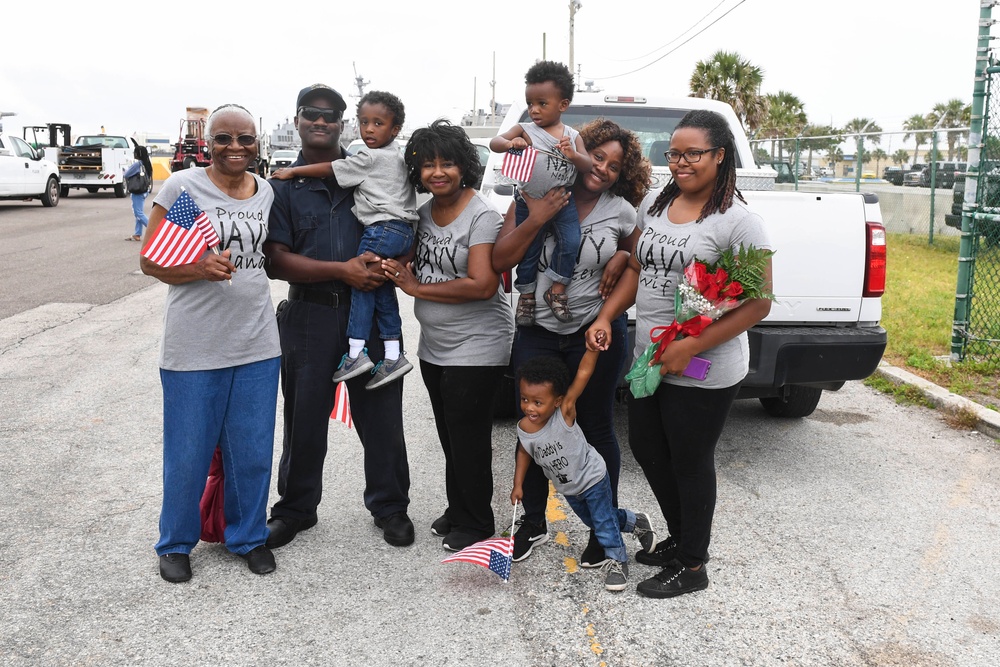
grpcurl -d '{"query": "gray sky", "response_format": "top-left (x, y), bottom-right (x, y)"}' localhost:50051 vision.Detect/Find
top-left (0, 0), bottom-right (982, 141)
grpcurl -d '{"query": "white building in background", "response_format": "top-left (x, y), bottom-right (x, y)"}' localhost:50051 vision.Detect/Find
top-left (132, 131), bottom-right (173, 155)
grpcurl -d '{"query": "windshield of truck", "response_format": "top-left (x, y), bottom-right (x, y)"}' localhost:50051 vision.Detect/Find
top-left (75, 136), bottom-right (130, 149)
top-left (521, 105), bottom-right (744, 170)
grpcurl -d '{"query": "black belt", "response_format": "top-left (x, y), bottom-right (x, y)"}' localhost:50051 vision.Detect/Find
top-left (288, 285), bottom-right (342, 307)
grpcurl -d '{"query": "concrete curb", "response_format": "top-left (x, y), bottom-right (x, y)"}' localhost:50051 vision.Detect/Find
top-left (873, 361), bottom-right (1000, 440)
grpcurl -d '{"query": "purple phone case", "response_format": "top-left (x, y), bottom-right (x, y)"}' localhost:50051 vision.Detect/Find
top-left (682, 356), bottom-right (712, 380)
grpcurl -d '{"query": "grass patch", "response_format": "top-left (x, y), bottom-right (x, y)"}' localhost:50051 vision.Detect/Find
top-left (882, 233), bottom-right (999, 411)
top-left (863, 375), bottom-right (934, 408)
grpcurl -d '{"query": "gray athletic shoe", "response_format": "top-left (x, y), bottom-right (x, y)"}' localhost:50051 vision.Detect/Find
top-left (365, 353), bottom-right (413, 390)
top-left (332, 349), bottom-right (374, 382)
top-left (632, 512), bottom-right (657, 553)
top-left (601, 559), bottom-right (629, 592)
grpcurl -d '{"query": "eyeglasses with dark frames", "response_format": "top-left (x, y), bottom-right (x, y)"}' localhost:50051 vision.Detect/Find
top-left (664, 147), bottom-right (721, 164)
top-left (212, 133), bottom-right (257, 147)
top-left (297, 106), bottom-right (341, 123)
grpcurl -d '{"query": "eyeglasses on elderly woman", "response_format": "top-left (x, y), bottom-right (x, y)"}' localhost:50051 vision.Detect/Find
top-left (212, 133), bottom-right (257, 147)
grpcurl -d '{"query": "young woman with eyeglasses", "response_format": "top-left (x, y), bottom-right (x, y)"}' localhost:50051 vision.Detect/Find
top-left (586, 109), bottom-right (774, 599)
top-left (140, 103), bottom-right (281, 583)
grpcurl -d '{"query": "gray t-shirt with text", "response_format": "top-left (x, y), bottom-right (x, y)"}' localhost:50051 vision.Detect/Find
top-left (633, 192), bottom-right (772, 389)
top-left (518, 122), bottom-right (580, 198)
top-left (412, 191), bottom-right (514, 367)
top-left (517, 411), bottom-right (607, 497)
top-left (153, 168), bottom-right (280, 371)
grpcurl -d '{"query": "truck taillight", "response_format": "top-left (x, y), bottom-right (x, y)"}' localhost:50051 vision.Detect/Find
top-left (864, 221), bottom-right (886, 297)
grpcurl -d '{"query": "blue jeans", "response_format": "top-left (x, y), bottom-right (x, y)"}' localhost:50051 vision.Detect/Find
top-left (131, 192), bottom-right (148, 236)
top-left (513, 192), bottom-right (581, 290)
top-left (155, 356), bottom-right (280, 556)
top-left (512, 314), bottom-right (627, 526)
top-left (347, 219), bottom-right (414, 341)
top-left (563, 473), bottom-right (636, 563)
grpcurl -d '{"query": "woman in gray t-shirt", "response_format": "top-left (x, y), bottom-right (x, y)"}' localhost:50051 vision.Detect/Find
top-left (493, 119), bottom-right (652, 567)
top-left (587, 109), bottom-right (774, 599)
top-left (382, 120), bottom-right (514, 553)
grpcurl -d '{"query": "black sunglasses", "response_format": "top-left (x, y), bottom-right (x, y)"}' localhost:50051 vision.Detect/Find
top-left (298, 106), bottom-right (341, 123)
top-left (212, 133), bottom-right (257, 147)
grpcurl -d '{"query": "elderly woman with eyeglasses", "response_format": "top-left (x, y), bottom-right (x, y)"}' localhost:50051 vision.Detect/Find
top-left (139, 103), bottom-right (281, 583)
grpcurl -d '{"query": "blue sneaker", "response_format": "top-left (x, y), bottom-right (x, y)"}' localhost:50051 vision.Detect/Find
top-left (365, 353), bottom-right (413, 390)
top-left (332, 349), bottom-right (374, 382)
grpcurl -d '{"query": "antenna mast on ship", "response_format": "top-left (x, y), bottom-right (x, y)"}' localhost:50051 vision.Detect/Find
top-left (352, 62), bottom-right (369, 99)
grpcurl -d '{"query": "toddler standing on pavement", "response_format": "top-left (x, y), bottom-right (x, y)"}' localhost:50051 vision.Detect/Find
top-left (511, 351), bottom-right (656, 591)
top-left (273, 91), bottom-right (417, 389)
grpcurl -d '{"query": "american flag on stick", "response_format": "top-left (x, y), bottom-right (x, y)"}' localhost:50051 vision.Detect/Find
top-left (331, 381), bottom-right (353, 429)
top-left (441, 504), bottom-right (518, 581)
top-left (142, 188), bottom-right (220, 267)
top-left (501, 147), bottom-right (538, 184)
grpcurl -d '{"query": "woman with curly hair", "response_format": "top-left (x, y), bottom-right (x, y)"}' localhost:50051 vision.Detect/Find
top-left (381, 119), bottom-right (514, 552)
top-left (492, 118), bottom-right (652, 565)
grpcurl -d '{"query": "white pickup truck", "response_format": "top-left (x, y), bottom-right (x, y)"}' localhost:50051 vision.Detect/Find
top-left (54, 134), bottom-right (134, 198)
top-left (485, 93), bottom-right (887, 418)
top-left (0, 132), bottom-right (60, 206)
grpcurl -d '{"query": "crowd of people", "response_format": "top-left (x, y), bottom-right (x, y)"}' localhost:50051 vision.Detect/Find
top-left (140, 63), bottom-right (773, 599)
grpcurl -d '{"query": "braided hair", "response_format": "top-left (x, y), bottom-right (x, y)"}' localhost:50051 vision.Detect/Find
top-left (647, 109), bottom-right (745, 221)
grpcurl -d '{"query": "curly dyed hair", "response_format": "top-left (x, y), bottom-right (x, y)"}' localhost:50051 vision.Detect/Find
top-left (358, 90), bottom-right (405, 128)
top-left (525, 60), bottom-right (575, 102)
top-left (515, 355), bottom-right (570, 397)
top-left (577, 118), bottom-right (651, 207)
top-left (403, 119), bottom-right (483, 193)
top-left (647, 109), bottom-right (745, 221)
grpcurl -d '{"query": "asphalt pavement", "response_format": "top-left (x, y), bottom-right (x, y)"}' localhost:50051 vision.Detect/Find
top-left (1, 283), bottom-right (999, 666)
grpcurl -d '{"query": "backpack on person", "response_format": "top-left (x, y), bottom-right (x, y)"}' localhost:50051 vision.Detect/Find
top-left (125, 163), bottom-right (150, 194)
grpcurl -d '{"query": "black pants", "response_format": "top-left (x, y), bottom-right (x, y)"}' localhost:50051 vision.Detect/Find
top-left (420, 360), bottom-right (503, 538)
top-left (627, 381), bottom-right (740, 567)
top-left (272, 297), bottom-right (410, 521)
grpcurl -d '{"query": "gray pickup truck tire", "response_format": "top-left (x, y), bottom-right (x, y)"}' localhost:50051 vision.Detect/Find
top-left (759, 385), bottom-right (823, 418)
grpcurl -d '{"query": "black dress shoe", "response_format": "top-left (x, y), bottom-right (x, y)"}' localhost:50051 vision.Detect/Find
top-left (159, 553), bottom-right (192, 583)
top-left (240, 545), bottom-right (276, 575)
top-left (373, 512), bottom-right (415, 546)
top-left (265, 515), bottom-right (318, 549)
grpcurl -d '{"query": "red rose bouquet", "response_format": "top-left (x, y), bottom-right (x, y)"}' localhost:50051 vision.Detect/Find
top-left (626, 243), bottom-right (775, 398)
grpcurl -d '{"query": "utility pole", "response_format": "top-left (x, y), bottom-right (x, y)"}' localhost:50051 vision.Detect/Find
top-left (490, 52), bottom-right (497, 127)
top-left (569, 1), bottom-right (582, 73)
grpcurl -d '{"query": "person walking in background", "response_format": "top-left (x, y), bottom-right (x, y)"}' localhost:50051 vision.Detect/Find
top-left (511, 352), bottom-right (657, 592)
top-left (492, 119), bottom-right (651, 565)
top-left (586, 109), bottom-right (774, 598)
top-left (380, 119), bottom-right (513, 552)
top-left (263, 84), bottom-right (414, 550)
top-left (489, 60), bottom-right (592, 325)
top-left (271, 90), bottom-right (417, 390)
top-left (140, 103), bottom-right (279, 583)
top-left (127, 144), bottom-right (154, 241)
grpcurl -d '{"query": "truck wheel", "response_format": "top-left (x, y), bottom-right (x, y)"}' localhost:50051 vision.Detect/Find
top-left (183, 157), bottom-right (198, 170)
top-left (759, 385), bottom-right (823, 418)
top-left (41, 176), bottom-right (60, 207)
top-left (113, 182), bottom-right (127, 198)
top-left (60, 185), bottom-right (70, 197)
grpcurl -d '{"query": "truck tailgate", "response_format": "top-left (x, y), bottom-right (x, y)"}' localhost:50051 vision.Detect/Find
top-left (743, 190), bottom-right (880, 325)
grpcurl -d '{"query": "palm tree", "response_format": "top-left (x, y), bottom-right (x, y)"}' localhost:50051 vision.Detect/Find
top-left (827, 146), bottom-right (844, 176)
top-left (843, 117), bottom-right (883, 145)
top-left (891, 149), bottom-right (910, 167)
top-left (871, 148), bottom-right (889, 174)
top-left (800, 124), bottom-right (841, 176)
top-left (903, 113), bottom-right (931, 165)
top-left (689, 50), bottom-right (767, 134)
top-left (928, 98), bottom-right (971, 159)
top-left (759, 91), bottom-right (807, 161)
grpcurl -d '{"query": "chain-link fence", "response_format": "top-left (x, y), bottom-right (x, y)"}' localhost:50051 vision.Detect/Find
top-left (749, 128), bottom-right (969, 243)
top-left (951, 48), bottom-right (1000, 366)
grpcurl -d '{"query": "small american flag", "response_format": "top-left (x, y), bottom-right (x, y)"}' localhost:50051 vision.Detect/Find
top-left (142, 189), bottom-right (219, 267)
top-left (331, 381), bottom-right (353, 428)
top-left (442, 536), bottom-right (513, 581)
top-left (501, 147), bottom-right (538, 184)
